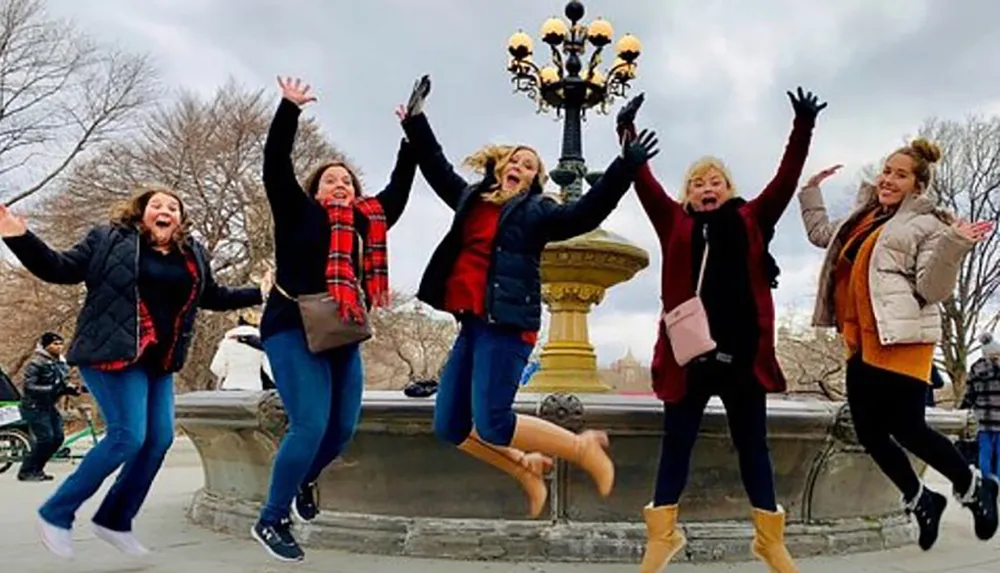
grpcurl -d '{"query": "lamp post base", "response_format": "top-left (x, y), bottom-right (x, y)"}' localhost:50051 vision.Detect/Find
top-left (521, 228), bottom-right (649, 394)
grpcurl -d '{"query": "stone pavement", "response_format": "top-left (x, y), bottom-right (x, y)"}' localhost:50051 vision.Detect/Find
top-left (0, 438), bottom-right (998, 572)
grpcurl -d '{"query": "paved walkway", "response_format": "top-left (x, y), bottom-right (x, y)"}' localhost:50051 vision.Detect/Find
top-left (0, 439), bottom-right (998, 572)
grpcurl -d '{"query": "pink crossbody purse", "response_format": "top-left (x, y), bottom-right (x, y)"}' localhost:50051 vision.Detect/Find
top-left (661, 228), bottom-right (717, 366)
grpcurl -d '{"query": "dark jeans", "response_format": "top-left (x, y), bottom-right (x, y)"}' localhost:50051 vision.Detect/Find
top-left (846, 356), bottom-right (973, 500)
top-left (433, 317), bottom-right (533, 447)
top-left (19, 406), bottom-right (64, 476)
top-left (39, 366), bottom-right (174, 531)
top-left (654, 358), bottom-right (777, 511)
top-left (258, 329), bottom-right (364, 525)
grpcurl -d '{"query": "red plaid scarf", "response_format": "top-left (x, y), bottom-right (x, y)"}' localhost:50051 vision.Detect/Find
top-left (323, 196), bottom-right (390, 322)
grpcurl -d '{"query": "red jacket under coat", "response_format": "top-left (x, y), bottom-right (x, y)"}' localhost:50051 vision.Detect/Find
top-left (623, 116), bottom-right (815, 403)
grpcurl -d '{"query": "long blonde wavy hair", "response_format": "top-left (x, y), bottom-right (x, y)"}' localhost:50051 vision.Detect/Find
top-left (463, 144), bottom-right (548, 204)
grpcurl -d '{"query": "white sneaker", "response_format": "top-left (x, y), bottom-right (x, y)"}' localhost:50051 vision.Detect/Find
top-left (92, 524), bottom-right (150, 556)
top-left (37, 516), bottom-right (73, 558)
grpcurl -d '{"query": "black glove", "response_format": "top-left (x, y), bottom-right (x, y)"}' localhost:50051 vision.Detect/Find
top-left (621, 128), bottom-right (659, 168)
top-left (616, 92), bottom-right (645, 130)
top-left (477, 157), bottom-right (498, 191)
top-left (787, 86), bottom-right (827, 119)
top-left (406, 74), bottom-right (432, 117)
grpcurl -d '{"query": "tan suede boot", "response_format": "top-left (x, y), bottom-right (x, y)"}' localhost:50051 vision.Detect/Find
top-left (750, 506), bottom-right (799, 573)
top-left (457, 432), bottom-right (552, 517)
top-left (508, 414), bottom-right (615, 496)
top-left (639, 503), bottom-right (686, 573)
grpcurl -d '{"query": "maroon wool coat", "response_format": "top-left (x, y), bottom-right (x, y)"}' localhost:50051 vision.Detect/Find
top-left (626, 117), bottom-right (815, 403)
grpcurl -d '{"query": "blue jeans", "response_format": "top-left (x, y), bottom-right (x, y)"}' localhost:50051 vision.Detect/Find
top-left (39, 366), bottom-right (174, 531)
top-left (979, 430), bottom-right (1000, 478)
top-left (433, 317), bottom-right (533, 447)
top-left (258, 329), bottom-right (364, 525)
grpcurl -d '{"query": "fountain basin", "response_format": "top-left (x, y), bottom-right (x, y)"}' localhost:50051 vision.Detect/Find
top-left (175, 390), bottom-right (971, 563)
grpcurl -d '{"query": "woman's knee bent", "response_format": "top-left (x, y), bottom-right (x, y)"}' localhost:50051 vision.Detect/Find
top-left (473, 413), bottom-right (515, 447)
top-left (433, 414), bottom-right (471, 446)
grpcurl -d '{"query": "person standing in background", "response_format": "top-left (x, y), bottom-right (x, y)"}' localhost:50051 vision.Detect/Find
top-left (966, 333), bottom-right (1000, 479)
top-left (210, 311), bottom-right (274, 391)
top-left (18, 332), bottom-right (79, 482)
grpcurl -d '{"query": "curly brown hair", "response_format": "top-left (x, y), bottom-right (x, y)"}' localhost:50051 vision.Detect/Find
top-left (109, 186), bottom-right (190, 250)
top-left (303, 161), bottom-right (364, 199)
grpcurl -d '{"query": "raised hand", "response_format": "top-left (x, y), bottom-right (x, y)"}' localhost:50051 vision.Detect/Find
top-left (804, 164), bottom-right (843, 188)
top-left (621, 128), bottom-right (659, 168)
top-left (787, 87), bottom-right (827, 119)
top-left (0, 204), bottom-right (27, 238)
top-left (953, 220), bottom-right (995, 242)
top-left (277, 76), bottom-right (317, 107)
top-left (616, 92), bottom-right (645, 129)
top-left (258, 268), bottom-right (273, 299)
top-left (405, 74), bottom-right (432, 117)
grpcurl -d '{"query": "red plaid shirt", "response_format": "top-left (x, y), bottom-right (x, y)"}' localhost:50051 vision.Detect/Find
top-left (92, 253), bottom-right (200, 372)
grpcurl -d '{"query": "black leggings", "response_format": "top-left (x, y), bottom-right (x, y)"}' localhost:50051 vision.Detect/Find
top-left (653, 359), bottom-right (777, 511)
top-left (846, 355), bottom-right (972, 500)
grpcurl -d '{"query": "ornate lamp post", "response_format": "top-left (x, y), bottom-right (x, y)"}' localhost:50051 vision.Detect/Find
top-left (507, 1), bottom-right (650, 394)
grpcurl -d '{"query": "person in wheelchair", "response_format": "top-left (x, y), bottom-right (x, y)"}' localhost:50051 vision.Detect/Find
top-left (19, 332), bottom-right (79, 482)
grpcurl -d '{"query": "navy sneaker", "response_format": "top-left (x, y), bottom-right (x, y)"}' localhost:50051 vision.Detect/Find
top-left (293, 482), bottom-right (319, 522)
top-left (251, 518), bottom-right (304, 562)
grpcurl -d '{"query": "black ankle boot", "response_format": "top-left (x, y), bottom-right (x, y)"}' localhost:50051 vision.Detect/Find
top-left (906, 485), bottom-right (946, 550)
top-left (957, 469), bottom-right (999, 541)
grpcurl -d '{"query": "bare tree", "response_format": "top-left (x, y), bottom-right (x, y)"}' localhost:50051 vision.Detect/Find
top-left (914, 116), bottom-right (1000, 398)
top-left (362, 292), bottom-right (457, 388)
top-left (774, 307), bottom-right (846, 400)
top-left (3, 81), bottom-right (345, 391)
top-left (0, 0), bottom-right (157, 206)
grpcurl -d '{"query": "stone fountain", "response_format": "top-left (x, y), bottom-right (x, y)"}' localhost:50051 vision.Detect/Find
top-left (173, 1), bottom-right (977, 565)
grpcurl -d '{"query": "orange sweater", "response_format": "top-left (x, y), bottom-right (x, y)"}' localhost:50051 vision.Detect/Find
top-left (833, 210), bottom-right (934, 384)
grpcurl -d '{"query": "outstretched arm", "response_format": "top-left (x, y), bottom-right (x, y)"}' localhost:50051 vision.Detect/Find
top-left (2, 223), bottom-right (98, 285)
top-left (914, 220), bottom-right (990, 305)
top-left (263, 77), bottom-right (318, 220)
top-left (797, 184), bottom-right (839, 248)
top-left (614, 94), bottom-right (679, 239)
top-left (540, 129), bottom-right (660, 242)
top-left (399, 112), bottom-right (468, 210)
top-left (373, 137), bottom-right (417, 229)
top-left (747, 88), bottom-right (826, 231)
top-left (198, 247), bottom-right (264, 311)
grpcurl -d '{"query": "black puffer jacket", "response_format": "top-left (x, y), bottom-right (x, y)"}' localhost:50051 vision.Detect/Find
top-left (401, 113), bottom-right (636, 332)
top-left (3, 224), bottom-right (261, 371)
top-left (20, 349), bottom-right (72, 410)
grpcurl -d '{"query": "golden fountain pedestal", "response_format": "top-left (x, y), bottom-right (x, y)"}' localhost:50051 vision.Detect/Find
top-left (521, 228), bottom-right (649, 393)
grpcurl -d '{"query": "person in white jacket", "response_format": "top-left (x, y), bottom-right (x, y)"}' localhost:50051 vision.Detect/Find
top-left (211, 315), bottom-right (274, 391)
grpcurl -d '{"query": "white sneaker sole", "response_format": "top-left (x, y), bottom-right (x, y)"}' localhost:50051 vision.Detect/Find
top-left (250, 524), bottom-right (303, 562)
top-left (36, 519), bottom-right (73, 559)
top-left (92, 525), bottom-right (150, 556)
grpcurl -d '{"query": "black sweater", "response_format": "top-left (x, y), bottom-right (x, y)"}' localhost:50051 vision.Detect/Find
top-left (260, 99), bottom-right (417, 339)
top-left (689, 199), bottom-right (760, 367)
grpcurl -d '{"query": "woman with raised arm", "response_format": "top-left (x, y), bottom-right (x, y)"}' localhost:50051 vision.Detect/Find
top-left (618, 88), bottom-right (825, 573)
top-left (0, 189), bottom-right (264, 559)
top-left (395, 75), bottom-right (658, 518)
top-left (799, 142), bottom-right (998, 553)
top-left (250, 77), bottom-right (416, 562)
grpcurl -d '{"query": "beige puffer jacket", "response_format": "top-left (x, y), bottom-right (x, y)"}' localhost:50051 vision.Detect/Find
top-left (798, 183), bottom-right (973, 345)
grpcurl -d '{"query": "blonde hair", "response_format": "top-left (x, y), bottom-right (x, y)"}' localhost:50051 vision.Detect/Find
top-left (889, 137), bottom-right (942, 190)
top-left (681, 156), bottom-right (736, 204)
top-left (463, 144), bottom-right (548, 204)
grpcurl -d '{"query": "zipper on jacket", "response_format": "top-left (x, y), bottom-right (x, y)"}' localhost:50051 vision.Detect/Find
top-left (133, 233), bottom-right (141, 361)
top-left (483, 196), bottom-right (525, 323)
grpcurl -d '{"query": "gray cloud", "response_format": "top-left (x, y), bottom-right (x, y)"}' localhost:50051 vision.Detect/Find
top-left (42, 0), bottom-right (1000, 362)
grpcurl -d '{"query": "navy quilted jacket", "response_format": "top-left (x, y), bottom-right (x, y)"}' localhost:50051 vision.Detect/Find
top-left (3, 224), bottom-right (261, 371)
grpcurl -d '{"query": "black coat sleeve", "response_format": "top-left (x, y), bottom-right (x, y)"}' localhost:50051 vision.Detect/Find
top-left (22, 359), bottom-right (57, 398)
top-left (374, 138), bottom-right (418, 229)
top-left (399, 113), bottom-right (469, 210)
top-left (2, 227), bottom-right (100, 285)
top-left (196, 245), bottom-right (263, 311)
top-left (263, 98), bottom-right (309, 223)
top-left (536, 157), bottom-right (634, 242)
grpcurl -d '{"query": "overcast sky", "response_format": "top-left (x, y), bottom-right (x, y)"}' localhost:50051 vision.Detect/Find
top-left (41, 0), bottom-right (1000, 364)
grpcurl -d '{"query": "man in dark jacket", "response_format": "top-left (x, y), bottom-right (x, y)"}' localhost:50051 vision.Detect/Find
top-left (18, 332), bottom-right (78, 482)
